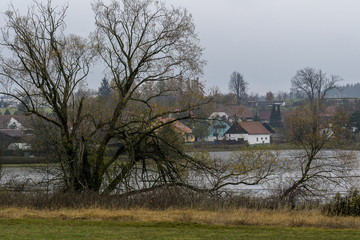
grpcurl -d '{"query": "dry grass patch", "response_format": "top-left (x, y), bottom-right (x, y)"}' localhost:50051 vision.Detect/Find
top-left (0, 207), bottom-right (360, 229)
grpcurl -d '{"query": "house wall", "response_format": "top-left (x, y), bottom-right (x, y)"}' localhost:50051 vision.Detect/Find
top-left (209, 112), bottom-right (228, 119)
top-left (248, 134), bottom-right (270, 145)
top-left (224, 133), bottom-right (248, 141)
top-left (224, 133), bottom-right (270, 144)
top-left (0, 134), bottom-right (21, 150)
top-left (8, 117), bottom-right (23, 129)
top-left (205, 120), bottom-right (230, 142)
top-left (228, 117), bottom-right (254, 123)
top-left (184, 133), bottom-right (195, 143)
top-left (204, 134), bottom-right (227, 142)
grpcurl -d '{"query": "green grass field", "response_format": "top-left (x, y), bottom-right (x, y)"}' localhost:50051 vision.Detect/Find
top-left (0, 219), bottom-right (359, 240)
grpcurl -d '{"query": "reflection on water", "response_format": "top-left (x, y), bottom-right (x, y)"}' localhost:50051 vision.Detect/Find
top-left (1, 150), bottom-right (360, 198)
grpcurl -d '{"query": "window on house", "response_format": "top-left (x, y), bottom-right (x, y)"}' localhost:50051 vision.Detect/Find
top-left (256, 137), bottom-right (258, 142)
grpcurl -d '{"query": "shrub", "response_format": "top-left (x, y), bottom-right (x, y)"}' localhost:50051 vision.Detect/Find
top-left (322, 189), bottom-right (360, 216)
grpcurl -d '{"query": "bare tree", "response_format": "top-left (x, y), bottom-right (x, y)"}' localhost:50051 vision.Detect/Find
top-left (265, 91), bottom-right (274, 101)
top-left (0, 0), bottom-right (208, 194)
top-left (0, 1), bottom-right (95, 192)
top-left (90, 0), bottom-right (207, 194)
top-left (279, 69), bottom-right (353, 205)
top-left (229, 71), bottom-right (248, 105)
top-left (291, 67), bottom-right (341, 109)
top-left (280, 99), bottom-right (356, 205)
top-left (194, 147), bottom-right (279, 192)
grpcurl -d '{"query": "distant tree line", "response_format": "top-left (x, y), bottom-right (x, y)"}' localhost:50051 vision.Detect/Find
top-left (327, 83), bottom-right (360, 98)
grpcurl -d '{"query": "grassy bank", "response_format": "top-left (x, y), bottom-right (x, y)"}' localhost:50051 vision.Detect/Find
top-left (0, 219), bottom-right (360, 240)
top-left (1, 207), bottom-right (360, 229)
top-left (0, 209), bottom-right (360, 239)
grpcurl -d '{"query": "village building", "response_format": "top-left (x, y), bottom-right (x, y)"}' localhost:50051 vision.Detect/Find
top-left (0, 115), bottom-right (33, 150)
top-left (224, 121), bottom-right (271, 145)
top-left (247, 100), bottom-right (286, 108)
top-left (158, 117), bottom-right (195, 144)
top-left (209, 105), bottom-right (254, 123)
top-left (203, 117), bottom-right (231, 142)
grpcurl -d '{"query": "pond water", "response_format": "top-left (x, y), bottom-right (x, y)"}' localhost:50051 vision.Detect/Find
top-left (1, 150), bottom-right (360, 199)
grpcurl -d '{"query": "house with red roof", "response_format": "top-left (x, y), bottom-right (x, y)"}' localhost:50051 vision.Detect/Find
top-left (224, 122), bottom-right (271, 145)
top-left (258, 110), bottom-right (272, 123)
top-left (158, 117), bottom-right (195, 143)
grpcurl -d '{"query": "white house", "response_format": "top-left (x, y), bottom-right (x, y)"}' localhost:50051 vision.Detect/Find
top-left (8, 117), bottom-right (24, 129)
top-left (224, 122), bottom-right (271, 145)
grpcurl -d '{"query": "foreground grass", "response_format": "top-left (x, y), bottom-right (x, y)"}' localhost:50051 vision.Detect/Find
top-left (1, 207), bottom-right (360, 229)
top-left (0, 219), bottom-right (360, 240)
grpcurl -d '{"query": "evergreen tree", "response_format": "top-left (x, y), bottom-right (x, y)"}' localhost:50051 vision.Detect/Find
top-left (269, 104), bottom-right (282, 127)
top-left (253, 112), bottom-right (260, 122)
top-left (4, 109), bottom-right (11, 115)
top-left (18, 96), bottom-right (30, 113)
top-left (350, 110), bottom-right (360, 133)
top-left (98, 78), bottom-right (111, 98)
top-left (276, 105), bottom-right (281, 121)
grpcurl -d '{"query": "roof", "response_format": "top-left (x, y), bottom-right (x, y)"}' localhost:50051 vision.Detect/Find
top-left (225, 121), bottom-right (271, 135)
top-left (212, 117), bottom-right (232, 127)
top-left (258, 111), bottom-right (271, 120)
top-left (262, 122), bottom-right (276, 133)
top-left (0, 115), bottom-right (32, 129)
top-left (224, 122), bottom-right (247, 134)
top-left (322, 106), bottom-right (337, 117)
top-left (172, 121), bottom-right (192, 134)
top-left (281, 110), bottom-right (294, 117)
top-left (0, 129), bottom-right (23, 137)
top-left (239, 122), bottom-right (271, 135)
top-left (158, 117), bottom-right (192, 134)
top-left (213, 105), bottom-right (253, 119)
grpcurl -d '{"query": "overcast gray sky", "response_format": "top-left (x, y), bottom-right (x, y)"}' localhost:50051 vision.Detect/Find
top-left (2, 0), bottom-right (360, 95)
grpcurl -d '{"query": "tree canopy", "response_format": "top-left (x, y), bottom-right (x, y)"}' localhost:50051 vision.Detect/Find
top-left (228, 71), bottom-right (248, 105)
top-left (291, 67), bottom-right (340, 107)
top-left (0, 0), bottom-right (207, 194)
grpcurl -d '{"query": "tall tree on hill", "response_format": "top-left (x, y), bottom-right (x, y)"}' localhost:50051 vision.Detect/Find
top-left (265, 91), bottom-right (274, 101)
top-left (229, 71), bottom-right (248, 105)
top-left (291, 67), bottom-right (340, 112)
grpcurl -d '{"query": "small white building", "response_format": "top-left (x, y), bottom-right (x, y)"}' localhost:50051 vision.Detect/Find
top-left (224, 122), bottom-right (271, 145)
top-left (8, 117), bottom-right (24, 129)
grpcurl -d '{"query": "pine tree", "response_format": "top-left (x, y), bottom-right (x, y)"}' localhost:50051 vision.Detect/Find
top-left (98, 78), bottom-right (111, 98)
top-left (4, 109), bottom-right (11, 115)
top-left (254, 112), bottom-right (260, 122)
top-left (270, 104), bottom-right (282, 127)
